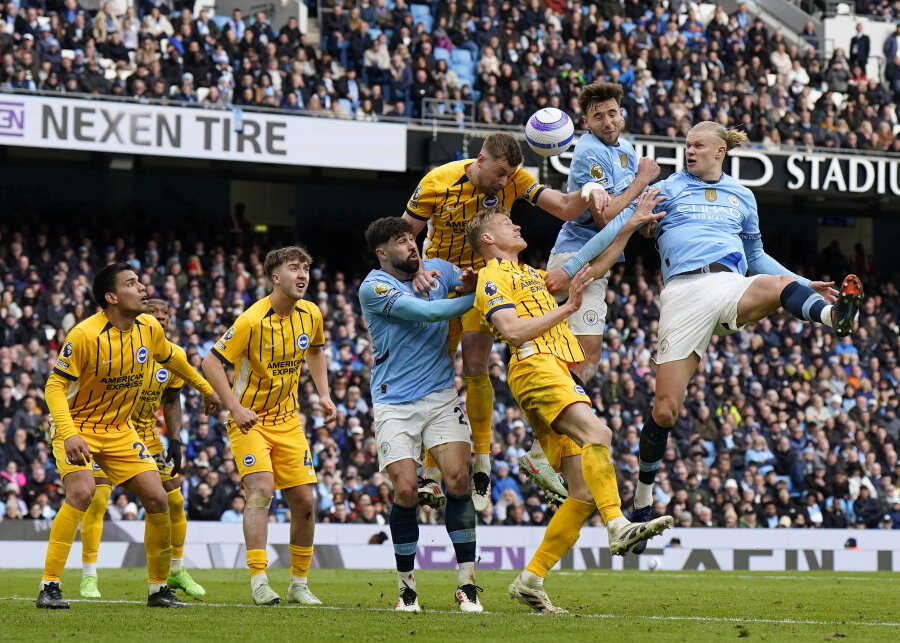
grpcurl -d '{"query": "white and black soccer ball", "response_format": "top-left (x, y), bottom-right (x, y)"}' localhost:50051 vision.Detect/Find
top-left (646, 556), bottom-right (663, 571)
top-left (525, 108), bottom-right (575, 157)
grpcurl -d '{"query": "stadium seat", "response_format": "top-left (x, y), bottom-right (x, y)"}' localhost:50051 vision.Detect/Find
top-left (451, 48), bottom-right (472, 64)
top-left (338, 97), bottom-right (354, 115)
top-left (211, 15), bottom-right (230, 31)
top-left (410, 5), bottom-right (431, 23)
top-left (622, 22), bottom-right (636, 36)
top-left (435, 47), bottom-right (451, 62)
top-left (368, 27), bottom-right (382, 40)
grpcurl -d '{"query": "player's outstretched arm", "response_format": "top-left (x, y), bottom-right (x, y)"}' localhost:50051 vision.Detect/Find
top-left (160, 344), bottom-right (221, 414)
top-left (201, 352), bottom-right (258, 433)
top-left (387, 292), bottom-right (476, 323)
top-left (589, 157), bottom-right (660, 227)
top-left (401, 212), bottom-right (440, 295)
top-left (306, 346), bottom-right (337, 424)
top-left (584, 189), bottom-right (666, 280)
top-left (490, 267), bottom-right (592, 346)
top-left (545, 190), bottom-right (665, 294)
top-left (535, 184), bottom-right (612, 221)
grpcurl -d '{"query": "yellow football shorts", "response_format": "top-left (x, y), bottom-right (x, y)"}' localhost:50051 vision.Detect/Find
top-left (447, 307), bottom-right (489, 355)
top-left (53, 426), bottom-right (158, 486)
top-left (229, 415), bottom-right (317, 490)
top-left (507, 354), bottom-right (590, 470)
top-left (137, 427), bottom-right (177, 482)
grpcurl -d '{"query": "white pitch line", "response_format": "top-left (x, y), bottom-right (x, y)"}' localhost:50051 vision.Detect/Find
top-left (554, 571), bottom-right (900, 582)
top-left (3, 597), bottom-right (899, 627)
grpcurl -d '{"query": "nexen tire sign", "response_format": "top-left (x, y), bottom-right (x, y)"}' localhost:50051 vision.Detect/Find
top-left (0, 94), bottom-right (407, 171)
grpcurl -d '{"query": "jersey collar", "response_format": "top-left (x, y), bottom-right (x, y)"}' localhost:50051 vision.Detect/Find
top-left (682, 168), bottom-right (724, 184)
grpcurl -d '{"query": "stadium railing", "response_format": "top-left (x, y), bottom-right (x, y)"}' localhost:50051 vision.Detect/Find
top-left (4, 87), bottom-right (900, 159)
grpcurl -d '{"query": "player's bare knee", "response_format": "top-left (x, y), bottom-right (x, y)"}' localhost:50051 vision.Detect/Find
top-left (141, 489), bottom-right (169, 514)
top-left (244, 477), bottom-right (274, 499)
top-left (776, 274), bottom-right (795, 290)
top-left (395, 487), bottom-right (418, 507)
top-left (67, 486), bottom-right (94, 511)
top-left (443, 468), bottom-right (469, 495)
top-left (653, 400), bottom-right (679, 427)
top-left (462, 361), bottom-right (488, 378)
top-left (586, 423), bottom-right (612, 446)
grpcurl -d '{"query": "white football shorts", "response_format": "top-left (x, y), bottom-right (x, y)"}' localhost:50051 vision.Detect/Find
top-left (373, 387), bottom-right (472, 471)
top-left (655, 271), bottom-right (761, 365)
top-left (547, 251), bottom-right (609, 336)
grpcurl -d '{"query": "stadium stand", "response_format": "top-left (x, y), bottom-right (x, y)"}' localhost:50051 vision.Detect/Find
top-left (1, 1), bottom-right (900, 149)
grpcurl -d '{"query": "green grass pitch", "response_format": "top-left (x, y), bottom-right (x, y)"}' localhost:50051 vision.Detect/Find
top-left (3, 568), bottom-right (898, 641)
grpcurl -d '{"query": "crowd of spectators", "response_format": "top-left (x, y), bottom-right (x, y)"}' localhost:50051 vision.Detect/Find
top-left (0, 205), bottom-right (898, 534)
top-left (4, 1), bottom-right (900, 151)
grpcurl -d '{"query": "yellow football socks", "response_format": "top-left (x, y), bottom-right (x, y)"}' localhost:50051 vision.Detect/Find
top-left (289, 545), bottom-right (313, 578)
top-left (423, 449), bottom-right (438, 470)
top-left (526, 497), bottom-right (595, 578)
top-left (580, 443), bottom-right (624, 524)
top-left (465, 373), bottom-right (493, 455)
top-left (167, 488), bottom-right (187, 559)
top-left (42, 502), bottom-right (85, 582)
top-left (247, 549), bottom-right (268, 577)
top-left (80, 484), bottom-right (111, 565)
top-left (144, 511), bottom-right (172, 585)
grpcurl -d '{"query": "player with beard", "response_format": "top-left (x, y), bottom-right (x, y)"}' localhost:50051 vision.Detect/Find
top-left (359, 217), bottom-right (484, 612)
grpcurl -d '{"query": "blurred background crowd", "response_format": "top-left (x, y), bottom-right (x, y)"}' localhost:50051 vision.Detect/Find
top-left (3, 0), bottom-right (900, 149)
top-left (0, 204), bottom-right (898, 533)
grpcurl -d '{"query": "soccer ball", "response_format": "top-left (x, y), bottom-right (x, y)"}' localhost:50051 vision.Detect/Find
top-left (646, 556), bottom-right (663, 571)
top-left (525, 108), bottom-right (575, 157)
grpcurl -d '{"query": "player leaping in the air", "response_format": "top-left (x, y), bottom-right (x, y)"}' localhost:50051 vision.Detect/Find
top-left (534, 81), bottom-right (661, 505)
top-left (403, 132), bottom-right (612, 511)
top-left (78, 298), bottom-right (206, 599)
top-left (544, 121), bottom-right (863, 555)
top-left (465, 204), bottom-right (673, 614)
top-left (38, 263), bottom-right (220, 609)
top-left (359, 217), bottom-right (483, 613)
top-left (202, 246), bottom-right (336, 606)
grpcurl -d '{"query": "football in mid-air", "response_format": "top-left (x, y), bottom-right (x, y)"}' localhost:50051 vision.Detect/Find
top-left (525, 108), bottom-right (575, 157)
top-left (647, 556), bottom-right (663, 571)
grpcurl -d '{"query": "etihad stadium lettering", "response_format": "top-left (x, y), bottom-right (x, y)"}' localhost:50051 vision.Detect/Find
top-left (547, 138), bottom-right (900, 195)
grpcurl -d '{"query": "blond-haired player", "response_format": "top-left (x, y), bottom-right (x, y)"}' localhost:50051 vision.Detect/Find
top-left (544, 121), bottom-right (862, 554)
top-left (465, 204), bottom-right (672, 613)
top-left (202, 246), bottom-right (335, 606)
top-left (403, 131), bottom-right (612, 510)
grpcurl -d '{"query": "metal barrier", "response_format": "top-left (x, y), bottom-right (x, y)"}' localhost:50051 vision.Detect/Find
top-left (419, 97), bottom-right (477, 128)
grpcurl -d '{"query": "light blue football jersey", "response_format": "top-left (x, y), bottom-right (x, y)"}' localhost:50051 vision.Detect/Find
top-left (652, 169), bottom-right (760, 284)
top-left (359, 258), bottom-right (462, 404)
top-left (552, 132), bottom-right (637, 254)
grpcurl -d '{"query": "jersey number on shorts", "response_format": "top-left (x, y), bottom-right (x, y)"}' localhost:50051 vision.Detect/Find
top-left (132, 441), bottom-right (152, 460)
top-left (453, 406), bottom-right (469, 426)
top-left (303, 450), bottom-right (313, 468)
